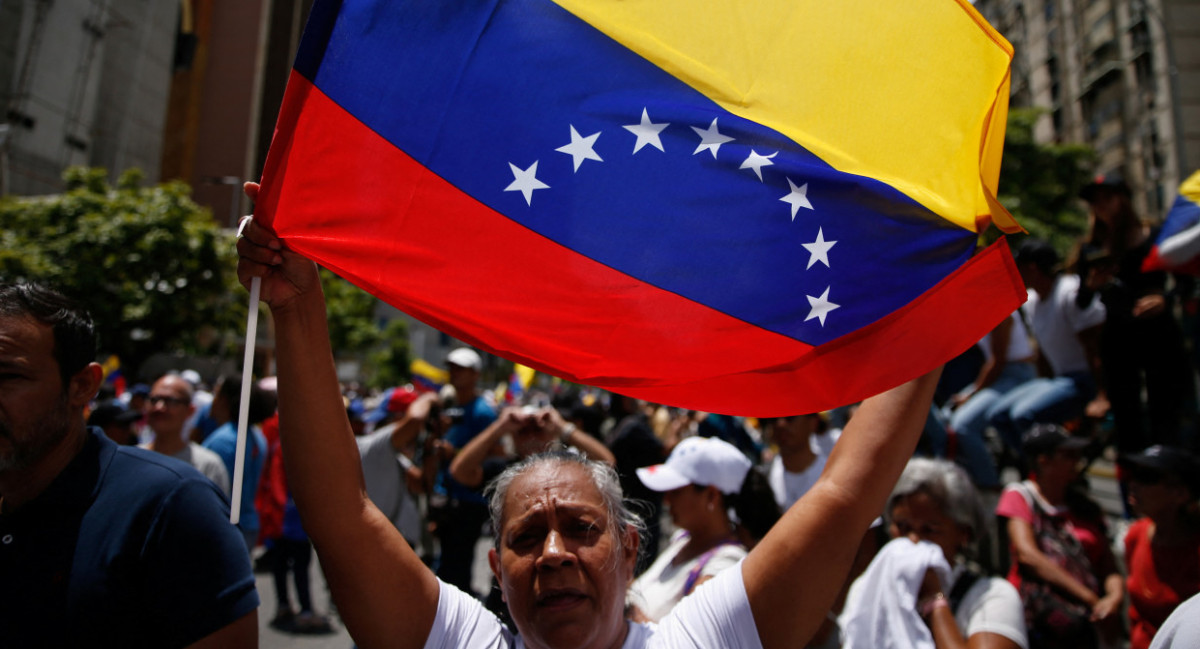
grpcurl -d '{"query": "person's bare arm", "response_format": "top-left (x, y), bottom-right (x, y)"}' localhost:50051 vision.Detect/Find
top-left (449, 408), bottom-right (520, 487)
top-left (1077, 324), bottom-right (1109, 419)
top-left (917, 569), bottom-right (1022, 649)
top-left (236, 184), bottom-right (438, 649)
top-left (185, 611), bottom-right (257, 649)
top-left (540, 407), bottom-right (615, 465)
top-left (1005, 516), bottom-right (1098, 606)
top-left (743, 367), bottom-right (941, 649)
top-left (953, 317), bottom-right (1014, 408)
top-left (388, 392), bottom-right (439, 452)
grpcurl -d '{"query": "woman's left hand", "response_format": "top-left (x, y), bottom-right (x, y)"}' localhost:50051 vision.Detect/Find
top-left (1090, 592), bottom-right (1122, 622)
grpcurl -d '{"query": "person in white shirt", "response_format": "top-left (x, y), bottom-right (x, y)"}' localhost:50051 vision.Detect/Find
top-left (761, 413), bottom-right (838, 510)
top-left (236, 195), bottom-right (950, 649)
top-left (141, 373), bottom-right (231, 497)
top-left (842, 457), bottom-right (1027, 649)
top-left (988, 240), bottom-right (1108, 454)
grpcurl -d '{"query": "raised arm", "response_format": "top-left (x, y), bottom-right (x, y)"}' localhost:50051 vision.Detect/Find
top-left (742, 367), bottom-right (941, 649)
top-left (539, 406), bottom-right (615, 465)
top-left (450, 407), bottom-right (520, 487)
top-left (957, 315), bottom-right (1013, 405)
top-left (236, 184), bottom-right (438, 649)
top-left (389, 392), bottom-right (439, 452)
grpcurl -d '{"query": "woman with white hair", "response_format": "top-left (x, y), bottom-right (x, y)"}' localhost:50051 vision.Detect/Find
top-left (841, 457), bottom-right (1027, 649)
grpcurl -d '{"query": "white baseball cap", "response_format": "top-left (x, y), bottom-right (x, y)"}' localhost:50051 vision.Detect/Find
top-left (445, 347), bottom-right (483, 371)
top-left (637, 436), bottom-right (752, 495)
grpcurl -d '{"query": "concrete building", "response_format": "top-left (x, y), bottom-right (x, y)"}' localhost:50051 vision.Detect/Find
top-left (0, 0), bottom-right (314, 221)
top-left (1, 0), bottom-right (178, 196)
top-left (160, 0), bottom-right (314, 226)
top-left (974, 0), bottom-right (1200, 218)
top-left (1, 0), bottom-right (506, 382)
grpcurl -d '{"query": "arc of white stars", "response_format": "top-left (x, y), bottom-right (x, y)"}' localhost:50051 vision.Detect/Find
top-left (740, 150), bottom-right (777, 181)
top-left (802, 228), bottom-right (837, 269)
top-left (623, 108), bottom-right (669, 154)
top-left (504, 161), bottom-right (549, 206)
top-left (555, 125), bottom-right (603, 172)
top-left (805, 287), bottom-right (839, 327)
top-left (780, 178), bottom-right (813, 221)
top-left (691, 118), bottom-right (734, 158)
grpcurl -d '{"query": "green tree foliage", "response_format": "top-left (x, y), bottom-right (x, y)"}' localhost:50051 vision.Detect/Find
top-left (318, 267), bottom-right (413, 389)
top-left (321, 267), bottom-right (384, 352)
top-left (991, 108), bottom-right (1096, 257)
top-left (365, 318), bottom-right (412, 390)
top-left (0, 167), bottom-right (241, 372)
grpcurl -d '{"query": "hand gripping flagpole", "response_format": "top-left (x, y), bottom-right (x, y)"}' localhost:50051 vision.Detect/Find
top-left (231, 215), bottom-right (262, 525)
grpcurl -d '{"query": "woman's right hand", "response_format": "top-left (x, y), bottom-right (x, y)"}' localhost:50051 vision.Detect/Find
top-left (234, 182), bottom-right (321, 310)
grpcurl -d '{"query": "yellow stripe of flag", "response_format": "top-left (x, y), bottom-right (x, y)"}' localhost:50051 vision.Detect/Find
top-left (553, 0), bottom-right (1018, 234)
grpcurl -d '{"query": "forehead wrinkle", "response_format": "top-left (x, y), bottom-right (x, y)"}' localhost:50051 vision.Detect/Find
top-left (504, 478), bottom-right (607, 534)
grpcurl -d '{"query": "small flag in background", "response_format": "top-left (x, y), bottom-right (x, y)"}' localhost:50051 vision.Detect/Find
top-left (257, 0), bottom-right (1025, 416)
top-left (100, 355), bottom-right (125, 396)
top-left (1143, 171), bottom-right (1200, 275)
top-left (506, 363), bottom-right (537, 403)
top-left (409, 358), bottom-right (449, 393)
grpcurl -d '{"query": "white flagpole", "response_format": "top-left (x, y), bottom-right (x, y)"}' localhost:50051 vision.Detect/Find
top-left (231, 216), bottom-right (262, 525)
top-left (230, 276), bottom-right (261, 525)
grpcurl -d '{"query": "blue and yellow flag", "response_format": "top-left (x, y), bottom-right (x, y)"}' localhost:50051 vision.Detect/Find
top-left (1144, 171), bottom-right (1200, 275)
top-left (257, 0), bottom-right (1024, 415)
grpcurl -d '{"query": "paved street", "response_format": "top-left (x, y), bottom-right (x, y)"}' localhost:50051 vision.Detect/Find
top-left (257, 538), bottom-right (497, 649)
top-left (255, 558), bottom-right (352, 649)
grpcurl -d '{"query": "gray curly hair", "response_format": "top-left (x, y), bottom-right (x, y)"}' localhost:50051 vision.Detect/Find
top-left (884, 457), bottom-right (989, 545)
top-left (485, 450), bottom-right (646, 559)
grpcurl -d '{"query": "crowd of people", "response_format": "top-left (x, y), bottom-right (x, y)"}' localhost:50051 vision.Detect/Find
top-left (3, 173), bottom-right (1200, 648)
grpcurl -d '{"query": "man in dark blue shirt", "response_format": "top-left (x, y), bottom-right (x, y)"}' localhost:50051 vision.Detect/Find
top-left (0, 283), bottom-right (259, 647)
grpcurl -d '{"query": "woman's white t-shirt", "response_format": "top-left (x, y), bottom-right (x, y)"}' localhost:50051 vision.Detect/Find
top-left (423, 559), bottom-right (762, 649)
top-left (628, 531), bottom-right (748, 622)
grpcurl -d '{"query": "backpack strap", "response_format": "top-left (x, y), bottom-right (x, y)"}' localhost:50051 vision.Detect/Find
top-left (682, 539), bottom-right (740, 595)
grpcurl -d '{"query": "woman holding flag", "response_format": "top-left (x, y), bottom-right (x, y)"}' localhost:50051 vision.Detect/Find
top-left (236, 182), bottom-right (945, 649)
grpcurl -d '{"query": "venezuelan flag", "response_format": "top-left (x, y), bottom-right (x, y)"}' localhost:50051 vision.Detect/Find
top-left (409, 358), bottom-right (449, 393)
top-left (257, 0), bottom-right (1024, 416)
top-left (100, 355), bottom-right (126, 396)
top-left (1143, 171), bottom-right (1200, 275)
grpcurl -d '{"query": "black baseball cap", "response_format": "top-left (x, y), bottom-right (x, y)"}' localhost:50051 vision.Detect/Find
top-left (1021, 423), bottom-right (1091, 457)
top-left (1080, 173), bottom-right (1131, 202)
top-left (1121, 445), bottom-right (1200, 495)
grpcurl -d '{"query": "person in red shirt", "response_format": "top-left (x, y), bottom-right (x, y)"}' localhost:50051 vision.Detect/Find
top-left (1122, 445), bottom-right (1200, 649)
top-left (995, 424), bottom-right (1123, 649)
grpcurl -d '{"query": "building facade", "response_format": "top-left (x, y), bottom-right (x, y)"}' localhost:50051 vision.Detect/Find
top-left (1, 0), bottom-right (179, 196)
top-left (975, 0), bottom-right (1199, 218)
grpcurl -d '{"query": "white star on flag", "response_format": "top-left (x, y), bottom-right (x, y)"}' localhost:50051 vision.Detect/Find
top-left (780, 178), bottom-right (814, 221)
top-left (740, 150), bottom-right (777, 181)
top-left (623, 108), bottom-right (668, 154)
top-left (805, 287), bottom-right (839, 326)
top-left (504, 161), bottom-right (549, 205)
top-left (691, 118), bottom-right (734, 158)
top-left (802, 228), bottom-right (837, 269)
top-left (555, 125), bottom-right (603, 172)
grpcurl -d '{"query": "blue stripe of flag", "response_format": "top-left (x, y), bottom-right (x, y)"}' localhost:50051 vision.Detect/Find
top-left (293, 0), bottom-right (975, 345)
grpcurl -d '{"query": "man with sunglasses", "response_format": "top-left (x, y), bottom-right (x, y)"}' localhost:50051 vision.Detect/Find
top-left (144, 372), bottom-right (231, 496)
